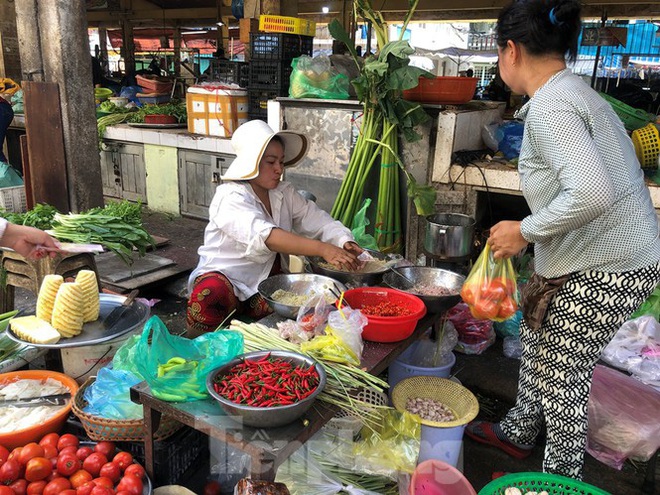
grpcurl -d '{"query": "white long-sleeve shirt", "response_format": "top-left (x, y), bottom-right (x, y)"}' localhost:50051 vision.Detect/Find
top-left (516, 69), bottom-right (660, 278)
top-left (188, 181), bottom-right (354, 301)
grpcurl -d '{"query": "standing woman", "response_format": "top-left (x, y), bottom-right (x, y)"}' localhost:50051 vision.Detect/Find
top-left (466, 0), bottom-right (660, 480)
top-left (0, 95), bottom-right (14, 164)
top-left (186, 120), bottom-right (362, 337)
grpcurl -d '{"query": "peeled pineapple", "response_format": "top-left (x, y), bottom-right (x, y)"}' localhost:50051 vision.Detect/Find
top-left (51, 282), bottom-right (85, 337)
top-left (10, 316), bottom-right (61, 344)
top-left (36, 274), bottom-right (64, 323)
top-left (75, 270), bottom-right (100, 323)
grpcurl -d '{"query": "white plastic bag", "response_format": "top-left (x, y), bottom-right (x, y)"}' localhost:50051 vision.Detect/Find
top-left (326, 308), bottom-right (367, 362)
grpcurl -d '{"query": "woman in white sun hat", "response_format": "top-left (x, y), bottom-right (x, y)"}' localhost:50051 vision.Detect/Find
top-left (186, 120), bottom-right (363, 337)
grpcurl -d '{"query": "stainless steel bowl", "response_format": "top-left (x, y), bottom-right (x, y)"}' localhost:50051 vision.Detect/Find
top-left (383, 266), bottom-right (465, 313)
top-left (258, 273), bottom-right (347, 319)
top-left (307, 249), bottom-right (391, 287)
top-left (206, 350), bottom-right (327, 428)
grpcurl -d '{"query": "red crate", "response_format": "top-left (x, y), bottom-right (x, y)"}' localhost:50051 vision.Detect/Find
top-left (403, 77), bottom-right (477, 105)
top-left (136, 74), bottom-right (174, 94)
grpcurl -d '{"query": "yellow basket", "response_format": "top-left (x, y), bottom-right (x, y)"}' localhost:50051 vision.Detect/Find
top-left (632, 123), bottom-right (660, 169)
top-left (72, 377), bottom-right (183, 442)
top-left (391, 376), bottom-right (479, 428)
top-left (259, 15), bottom-right (316, 37)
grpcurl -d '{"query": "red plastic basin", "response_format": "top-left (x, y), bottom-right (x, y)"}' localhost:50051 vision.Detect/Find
top-left (144, 114), bottom-right (177, 125)
top-left (342, 287), bottom-right (426, 343)
top-left (403, 76), bottom-right (477, 105)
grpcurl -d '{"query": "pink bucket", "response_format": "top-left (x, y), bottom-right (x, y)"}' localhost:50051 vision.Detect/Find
top-left (410, 459), bottom-right (477, 495)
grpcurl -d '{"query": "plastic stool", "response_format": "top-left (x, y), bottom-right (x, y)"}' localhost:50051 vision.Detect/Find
top-left (0, 249), bottom-right (100, 312)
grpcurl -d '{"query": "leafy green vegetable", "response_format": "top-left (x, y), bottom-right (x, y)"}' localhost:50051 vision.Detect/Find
top-left (329, 0), bottom-right (437, 253)
top-left (0, 203), bottom-right (59, 230)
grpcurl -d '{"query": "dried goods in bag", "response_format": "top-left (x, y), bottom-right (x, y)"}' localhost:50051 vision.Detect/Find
top-left (460, 243), bottom-right (519, 322)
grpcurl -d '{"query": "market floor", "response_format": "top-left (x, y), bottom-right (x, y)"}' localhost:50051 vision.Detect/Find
top-left (18, 210), bottom-right (658, 495)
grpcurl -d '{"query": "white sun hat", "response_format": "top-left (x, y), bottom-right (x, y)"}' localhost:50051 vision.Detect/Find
top-left (221, 120), bottom-right (308, 181)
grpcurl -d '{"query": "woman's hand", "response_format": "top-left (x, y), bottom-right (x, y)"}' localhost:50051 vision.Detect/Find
top-left (320, 243), bottom-right (359, 271)
top-left (488, 221), bottom-right (528, 259)
top-left (343, 241), bottom-right (363, 256)
top-left (2, 223), bottom-right (60, 259)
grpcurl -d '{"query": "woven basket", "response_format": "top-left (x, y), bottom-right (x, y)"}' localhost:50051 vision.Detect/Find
top-left (391, 376), bottom-right (479, 428)
top-left (72, 377), bottom-right (182, 442)
top-left (478, 472), bottom-right (611, 495)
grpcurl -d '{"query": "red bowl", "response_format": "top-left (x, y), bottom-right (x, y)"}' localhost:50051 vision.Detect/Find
top-left (403, 76), bottom-right (478, 104)
top-left (341, 287), bottom-right (427, 343)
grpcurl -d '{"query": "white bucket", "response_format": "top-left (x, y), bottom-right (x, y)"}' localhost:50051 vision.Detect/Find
top-left (60, 330), bottom-right (138, 384)
top-left (418, 423), bottom-right (467, 468)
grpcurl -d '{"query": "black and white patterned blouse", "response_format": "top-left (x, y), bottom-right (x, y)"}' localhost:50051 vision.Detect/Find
top-left (516, 69), bottom-right (660, 278)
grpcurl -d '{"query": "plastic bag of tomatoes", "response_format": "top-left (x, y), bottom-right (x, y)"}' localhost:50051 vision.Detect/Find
top-left (460, 243), bottom-right (519, 322)
top-left (0, 432), bottom-right (148, 495)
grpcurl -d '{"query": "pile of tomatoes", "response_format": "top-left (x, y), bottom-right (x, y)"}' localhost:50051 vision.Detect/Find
top-left (0, 433), bottom-right (146, 495)
top-left (460, 277), bottom-right (518, 322)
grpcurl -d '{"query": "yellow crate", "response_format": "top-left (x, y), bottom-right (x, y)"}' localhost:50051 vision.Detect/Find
top-left (259, 15), bottom-right (316, 37)
top-left (632, 123), bottom-right (660, 169)
top-left (186, 87), bottom-right (249, 138)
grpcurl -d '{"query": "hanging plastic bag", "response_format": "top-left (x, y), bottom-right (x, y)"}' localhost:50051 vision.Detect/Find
top-left (445, 303), bottom-right (495, 355)
top-left (0, 162), bottom-right (23, 187)
top-left (133, 316), bottom-right (244, 402)
top-left (351, 199), bottom-right (378, 251)
top-left (460, 243), bottom-right (519, 322)
top-left (301, 308), bottom-right (366, 366)
top-left (289, 55), bottom-right (350, 100)
top-left (82, 367), bottom-right (143, 420)
top-left (587, 364), bottom-right (660, 469)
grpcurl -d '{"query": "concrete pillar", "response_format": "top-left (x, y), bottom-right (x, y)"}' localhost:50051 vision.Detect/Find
top-left (15, 0), bottom-right (103, 212)
top-left (0, 1), bottom-right (21, 82)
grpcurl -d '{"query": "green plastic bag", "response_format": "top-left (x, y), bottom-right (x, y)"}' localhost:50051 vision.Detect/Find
top-left (351, 199), bottom-right (378, 251)
top-left (131, 316), bottom-right (244, 402)
top-left (631, 285), bottom-right (660, 321)
top-left (289, 55), bottom-right (350, 100)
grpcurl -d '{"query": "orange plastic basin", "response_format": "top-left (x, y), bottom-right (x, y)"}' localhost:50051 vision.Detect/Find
top-left (0, 370), bottom-right (79, 450)
top-left (403, 76), bottom-right (478, 105)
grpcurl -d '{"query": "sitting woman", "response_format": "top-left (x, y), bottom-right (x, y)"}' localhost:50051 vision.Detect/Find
top-left (186, 120), bottom-right (362, 337)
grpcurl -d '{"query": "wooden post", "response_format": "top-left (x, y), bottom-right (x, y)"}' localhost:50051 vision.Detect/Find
top-left (261, 0), bottom-right (281, 15)
top-left (173, 26), bottom-right (182, 78)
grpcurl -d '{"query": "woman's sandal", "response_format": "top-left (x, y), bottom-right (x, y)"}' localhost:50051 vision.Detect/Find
top-left (465, 421), bottom-right (534, 460)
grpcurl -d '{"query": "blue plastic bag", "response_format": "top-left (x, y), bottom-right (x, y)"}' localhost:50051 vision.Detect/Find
top-left (496, 121), bottom-right (524, 160)
top-left (133, 316), bottom-right (244, 402)
top-left (82, 367), bottom-right (143, 419)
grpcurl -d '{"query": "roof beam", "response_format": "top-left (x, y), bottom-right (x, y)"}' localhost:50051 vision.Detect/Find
top-left (87, 7), bottom-right (217, 22)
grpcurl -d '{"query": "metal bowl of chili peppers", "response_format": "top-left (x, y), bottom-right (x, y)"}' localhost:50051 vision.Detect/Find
top-left (383, 266), bottom-right (465, 313)
top-left (206, 350), bottom-right (327, 428)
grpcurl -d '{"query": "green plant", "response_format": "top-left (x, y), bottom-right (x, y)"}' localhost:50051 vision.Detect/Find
top-left (329, 0), bottom-right (436, 253)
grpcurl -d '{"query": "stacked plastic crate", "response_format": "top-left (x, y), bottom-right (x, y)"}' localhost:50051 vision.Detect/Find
top-left (248, 17), bottom-right (315, 121)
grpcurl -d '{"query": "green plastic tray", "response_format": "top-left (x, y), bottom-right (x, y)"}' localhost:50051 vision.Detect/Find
top-left (599, 92), bottom-right (656, 132)
top-left (478, 472), bottom-right (611, 495)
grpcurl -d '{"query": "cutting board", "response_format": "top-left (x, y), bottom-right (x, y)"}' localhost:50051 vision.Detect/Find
top-left (95, 252), bottom-right (176, 283)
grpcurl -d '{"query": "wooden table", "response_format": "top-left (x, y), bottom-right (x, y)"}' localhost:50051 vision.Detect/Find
top-left (130, 311), bottom-right (443, 482)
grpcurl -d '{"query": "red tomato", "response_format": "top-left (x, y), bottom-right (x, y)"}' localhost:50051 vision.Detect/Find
top-left (0, 445), bottom-right (9, 465)
top-left (483, 280), bottom-right (507, 303)
top-left (470, 298), bottom-right (499, 320)
top-left (460, 284), bottom-right (477, 305)
top-left (0, 486), bottom-right (15, 495)
top-left (115, 475), bottom-right (142, 495)
top-left (26, 481), bottom-right (47, 495)
top-left (89, 486), bottom-right (113, 495)
top-left (203, 480), bottom-right (222, 495)
top-left (69, 470), bottom-right (93, 490)
top-left (115, 492), bottom-right (131, 495)
top-left (98, 463), bottom-right (121, 484)
top-left (82, 454), bottom-right (107, 479)
top-left (60, 491), bottom-right (77, 495)
top-left (42, 446), bottom-right (58, 460)
top-left (92, 444), bottom-right (114, 461)
top-left (38, 434), bottom-right (60, 450)
top-left (49, 458), bottom-right (58, 470)
top-left (75, 448), bottom-right (93, 462)
top-left (10, 479), bottom-right (27, 495)
top-left (0, 459), bottom-right (20, 484)
top-left (58, 447), bottom-right (77, 458)
top-left (110, 453), bottom-right (132, 473)
top-left (56, 454), bottom-right (81, 477)
top-left (43, 478), bottom-right (71, 495)
top-left (56, 435), bottom-right (79, 453)
top-left (496, 297), bottom-right (518, 320)
top-left (20, 444), bottom-right (46, 466)
top-left (8, 448), bottom-right (22, 463)
top-left (122, 465), bottom-right (144, 481)
top-left (75, 482), bottom-right (96, 495)
top-left (90, 478), bottom-right (113, 490)
top-left (25, 457), bottom-right (52, 482)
